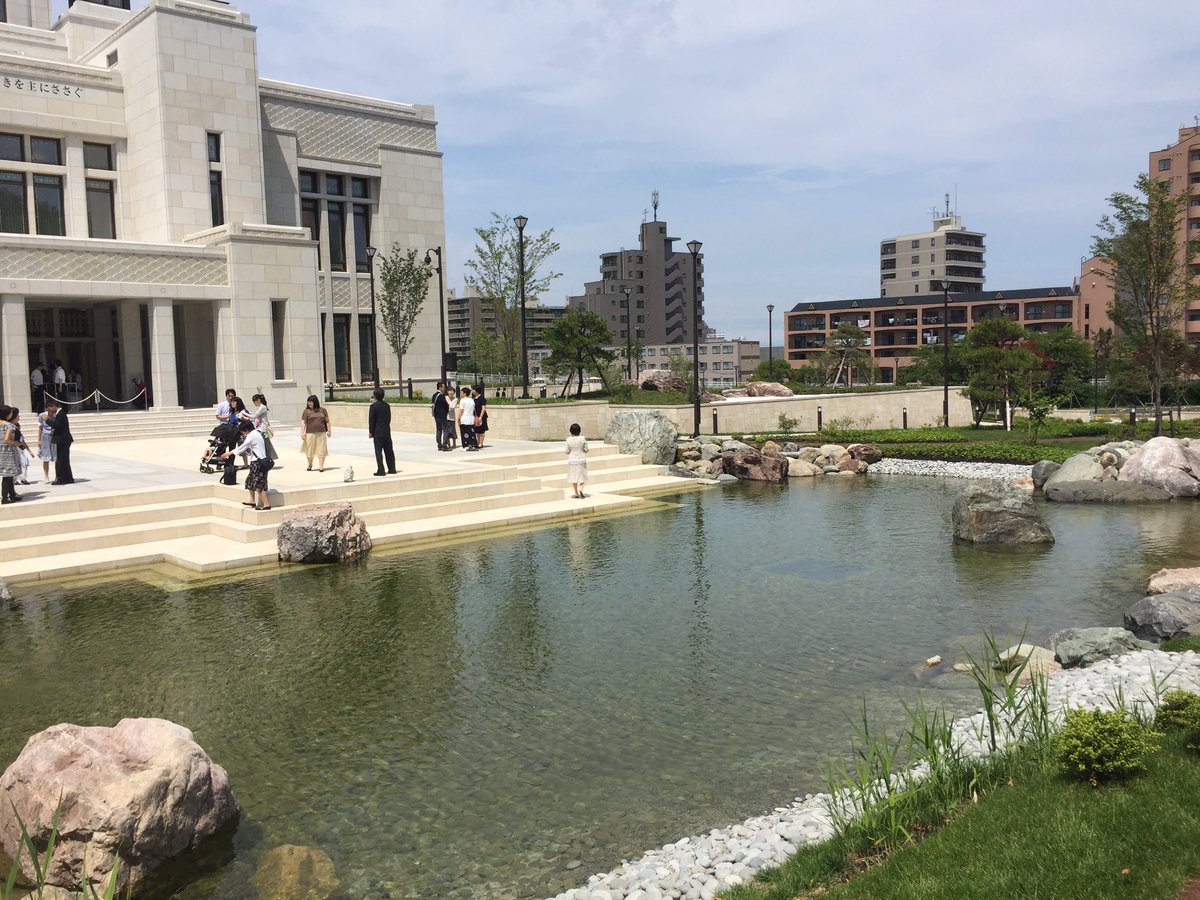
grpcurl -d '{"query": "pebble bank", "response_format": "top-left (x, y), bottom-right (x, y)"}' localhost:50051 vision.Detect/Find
top-left (867, 458), bottom-right (1031, 480)
top-left (550, 650), bottom-right (1200, 900)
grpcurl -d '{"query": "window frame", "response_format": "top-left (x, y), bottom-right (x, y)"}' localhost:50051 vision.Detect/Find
top-left (33, 173), bottom-right (65, 236)
top-left (0, 170), bottom-right (28, 234)
top-left (83, 142), bottom-right (114, 170)
top-left (85, 178), bottom-right (116, 239)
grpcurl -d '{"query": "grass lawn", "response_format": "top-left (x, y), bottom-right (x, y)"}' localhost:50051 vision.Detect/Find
top-left (723, 732), bottom-right (1200, 900)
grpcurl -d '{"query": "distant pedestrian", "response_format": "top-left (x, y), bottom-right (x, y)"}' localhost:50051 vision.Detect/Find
top-left (30, 366), bottom-right (44, 413)
top-left (369, 387), bottom-right (397, 475)
top-left (472, 385), bottom-right (489, 449)
top-left (565, 423), bottom-right (588, 499)
top-left (0, 406), bottom-right (28, 503)
top-left (432, 381), bottom-right (451, 450)
top-left (43, 399), bottom-right (73, 484)
top-left (51, 360), bottom-right (66, 401)
top-left (300, 394), bottom-right (331, 472)
top-left (445, 386), bottom-right (459, 448)
top-left (458, 386), bottom-right (477, 450)
top-left (223, 419), bottom-right (273, 510)
top-left (36, 408), bottom-right (55, 482)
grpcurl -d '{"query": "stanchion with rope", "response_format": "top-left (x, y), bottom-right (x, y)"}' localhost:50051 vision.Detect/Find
top-left (42, 388), bottom-right (148, 412)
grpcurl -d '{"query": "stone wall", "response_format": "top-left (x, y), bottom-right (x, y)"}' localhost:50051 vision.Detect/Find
top-left (328, 386), bottom-right (967, 441)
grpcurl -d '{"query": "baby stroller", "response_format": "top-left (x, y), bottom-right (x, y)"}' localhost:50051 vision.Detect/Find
top-left (200, 421), bottom-right (245, 483)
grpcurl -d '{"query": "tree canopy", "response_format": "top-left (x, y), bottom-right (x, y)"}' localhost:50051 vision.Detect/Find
top-left (376, 244), bottom-right (430, 388)
top-left (960, 317), bottom-right (1040, 427)
top-left (822, 322), bottom-right (872, 385)
top-left (1092, 173), bottom-right (1199, 434)
top-left (540, 307), bottom-right (615, 397)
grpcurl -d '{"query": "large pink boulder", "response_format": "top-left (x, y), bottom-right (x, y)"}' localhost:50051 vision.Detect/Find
top-left (721, 449), bottom-right (789, 483)
top-left (1118, 437), bottom-right (1200, 498)
top-left (639, 369), bottom-right (689, 393)
top-left (277, 502), bottom-right (373, 563)
top-left (745, 381), bottom-right (794, 398)
top-left (0, 718), bottom-right (240, 892)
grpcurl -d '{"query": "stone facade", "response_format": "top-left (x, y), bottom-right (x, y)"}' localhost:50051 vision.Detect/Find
top-left (0, 0), bottom-right (445, 423)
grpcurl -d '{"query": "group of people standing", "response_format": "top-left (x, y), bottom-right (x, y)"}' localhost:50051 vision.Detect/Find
top-left (29, 361), bottom-right (69, 414)
top-left (215, 388), bottom-right (278, 511)
top-left (431, 382), bottom-right (489, 451)
top-left (0, 399), bottom-right (74, 503)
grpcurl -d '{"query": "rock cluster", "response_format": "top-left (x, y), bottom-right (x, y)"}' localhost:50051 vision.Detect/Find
top-left (673, 440), bottom-right (883, 483)
top-left (0, 718), bottom-right (240, 893)
top-left (277, 502), bottom-right (372, 564)
top-left (1038, 437), bottom-right (1200, 503)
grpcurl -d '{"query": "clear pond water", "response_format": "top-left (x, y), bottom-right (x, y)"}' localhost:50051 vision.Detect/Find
top-left (3, 476), bottom-right (1199, 898)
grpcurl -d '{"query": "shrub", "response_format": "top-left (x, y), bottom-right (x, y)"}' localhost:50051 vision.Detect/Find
top-left (777, 412), bottom-right (798, 434)
top-left (883, 441), bottom-right (1078, 465)
top-left (1053, 708), bottom-right (1160, 785)
top-left (1155, 690), bottom-right (1200, 734)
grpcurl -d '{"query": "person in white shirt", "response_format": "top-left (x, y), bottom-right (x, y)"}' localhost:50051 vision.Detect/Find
top-left (222, 420), bottom-right (273, 510)
top-left (30, 366), bottom-right (45, 413)
top-left (565, 422), bottom-right (589, 498)
top-left (51, 360), bottom-right (66, 402)
top-left (458, 386), bottom-right (477, 450)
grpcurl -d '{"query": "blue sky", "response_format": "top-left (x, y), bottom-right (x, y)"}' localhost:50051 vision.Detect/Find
top-left (93, 2), bottom-right (1200, 342)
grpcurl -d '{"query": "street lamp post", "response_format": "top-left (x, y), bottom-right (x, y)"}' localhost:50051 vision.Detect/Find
top-left (622, 286), bottom-right (633, 380)
top-left (767, 303), bottom-right (775, 381)
top-left (424, 246), bottom-right (447, 384)
top-left (940, 279), bottom-right (950, 427)
top-left (687, 239), bottom-right (703, 438)
top-left (366, 245), bottom-right (379, 388)
top-left (514, 215), bottom-right (529, 399)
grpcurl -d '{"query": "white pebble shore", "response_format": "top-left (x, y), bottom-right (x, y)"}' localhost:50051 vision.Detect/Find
top-left (867, 458), bottom-right (1032, 480)
top-left (549, 650), bottom-right (1200, 900)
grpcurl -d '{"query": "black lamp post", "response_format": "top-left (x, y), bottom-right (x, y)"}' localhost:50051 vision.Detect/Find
top-left (366, 244), bottom-right (379, 388)
top-left (767, 303), bottom-right (775, 381)
top-left (424, 246), bottom-right (447, 383)
top-left (940, 279), bottom-right (950, 427)
top-left (687, 239), bottom-right (703, 438)
top-left (622, 286), bottom-right (633, 380)
top-left (515, 215), bottom-right (529, 399)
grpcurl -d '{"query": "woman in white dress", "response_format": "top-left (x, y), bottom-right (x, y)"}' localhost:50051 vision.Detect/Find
top-left (565, 422), bottom-right (588, 499)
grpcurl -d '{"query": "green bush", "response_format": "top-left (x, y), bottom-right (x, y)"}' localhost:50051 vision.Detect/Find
top-left (1161, 635), bottom-right (1200, 653)
top-left (1053, 708), bottom-right (1160, 785)
top-left (883, 441), bottom-right (1077, 465)
top-left (1155, 690), bottom-right (1200, 734)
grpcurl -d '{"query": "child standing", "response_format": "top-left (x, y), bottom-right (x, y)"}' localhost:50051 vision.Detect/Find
top-left (565, 422), bottom-right (588, 499)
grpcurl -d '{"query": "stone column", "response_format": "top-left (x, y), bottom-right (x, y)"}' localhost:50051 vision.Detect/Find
top-left (148, 298), bottom-right (180, 410)
top-left (0, 295), bottom-right (30, 408)
top-left (118, 301), bottom-right (144, 388)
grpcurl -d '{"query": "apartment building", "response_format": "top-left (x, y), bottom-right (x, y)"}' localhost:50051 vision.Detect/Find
top-left (785, 284), bottom-right (1097, 385)
top-left (0, 0), bottom-right (446, 420)
top-left (1148, 123), bottom-right (1200, 345)
top-left (632, 337), bottom-right (759, 388)
top-left (566, 217), bottom-right (705, 346)
top-left (447, 287), bottom-right (565, 373)
top-left (881, 211), bottom-right (986, 297)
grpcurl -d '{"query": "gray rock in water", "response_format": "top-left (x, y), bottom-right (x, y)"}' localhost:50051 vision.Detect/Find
top-left (1031, 459), bottom-right (1060, 490)
top-left (604, 410), bottom-right (679, 465)
top-left (277, 501), bottom-right (373, 563)
top-left (0, 579), bottom-right (14, 609)
top-left (951, 483), bottom-right (1054, 546)
top-left (1042, 453), bottom-right (1104, 492)
top-left (1118, 437), bottom-right (1200, 498)
top-left (1044, 480), bottom-right (1171, 503)
top-left (1048, 627), bottom-right (1155, 668)
top-left (721, 439), bottom-right (752, 453)
top-left (716, 473), bottom-right (739, 484)
top-left (0, 718), bottom-right (240, 893)
top-left (1124, 586), bottom-right (1200, 641)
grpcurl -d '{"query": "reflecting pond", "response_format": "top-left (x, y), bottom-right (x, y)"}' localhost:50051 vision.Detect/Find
top-left (3, 476), bottom-right (1198, 898)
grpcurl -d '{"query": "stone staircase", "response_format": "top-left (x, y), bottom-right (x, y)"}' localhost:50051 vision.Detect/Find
top-left (67, 408), bottom-right (219, 442)
top-left (0, 443), bottom-right (690, 585)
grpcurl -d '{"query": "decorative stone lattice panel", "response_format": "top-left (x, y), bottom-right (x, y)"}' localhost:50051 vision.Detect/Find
top-left (0, 246), bottom-right (228, 286)
top-left (318, 280), bottom-right (327, 309)
top-left (356, 277), bottom-right (373, 310)
top-left (331, 278), bottom-right (352, 309)
top-left (262, 99), bottom-right (437, 164)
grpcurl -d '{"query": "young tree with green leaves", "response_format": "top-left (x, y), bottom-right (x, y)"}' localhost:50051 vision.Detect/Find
top-left (752, 358), bottom-right (794, 382)
top-left (376, 245), bottom-right (430, 389)
top-left (960, 317), bottom-right (1040, 429)
top-left (464, 213), bottom-right (562, 389)
top-left (1032, 326), bottom-right (1092, 407)
top-left (540, 307), bottom-right (615, 398)
top-left (1092, 173), bottom-right (1200, 435)
top-left (822, 322), bottom-right (871, 386)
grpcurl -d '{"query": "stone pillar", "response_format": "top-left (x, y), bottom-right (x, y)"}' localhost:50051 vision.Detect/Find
top-left (118, 301), bottom-right (143, 388)
top-left (1, 295), bottom-right (30, 409)
top-left (148, 298), bottom-right (180, 410)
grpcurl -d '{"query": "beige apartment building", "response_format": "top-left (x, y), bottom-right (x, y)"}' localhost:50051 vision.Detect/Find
top-left (785, 283), bottom-right (1104, 385)
top-left (566, 217), bottom-right (705, 346)
top-left (881, 211), bottom-right (986, 297)
top-left (0, 0), bottom-right (446, 421)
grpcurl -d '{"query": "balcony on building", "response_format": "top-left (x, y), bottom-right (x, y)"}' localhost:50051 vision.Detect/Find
top-left (922, 308), bottom-right (969, 326)
top-left (875, 311), bottom-right (918, 328)
top-left (875, 330), bottom-right (918, 347)
top-left (1024, 301), bottom-right (1073, 321)
top-left (790, 314), bottom-right (826, 331)
top-left (971, 304), bottom-right (1020, 322)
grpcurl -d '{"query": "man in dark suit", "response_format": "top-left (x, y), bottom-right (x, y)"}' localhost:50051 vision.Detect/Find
top-left (368, 388), bottom-right (396, 476)
top-left (44, 399), bottom-right (74, 484)
top-left (432, 380), bottom-right (451, 450)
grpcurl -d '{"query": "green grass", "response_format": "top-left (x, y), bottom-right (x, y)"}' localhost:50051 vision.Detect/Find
top-left (1162, 636), bottom-right (1200, 653)
top-left (725, 731), bottom-right (1200, 900)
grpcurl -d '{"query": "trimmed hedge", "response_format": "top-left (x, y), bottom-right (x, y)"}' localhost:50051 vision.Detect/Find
top-left (882, 441), bottom-right (1078, 465)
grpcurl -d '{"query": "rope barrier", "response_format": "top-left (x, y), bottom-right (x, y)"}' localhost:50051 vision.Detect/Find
top-left (94, 388), bottom-right (148, 407)
top-left (42, 388), bottom-right (147, 408)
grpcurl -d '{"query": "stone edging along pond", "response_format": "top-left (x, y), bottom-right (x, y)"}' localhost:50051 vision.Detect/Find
top-left (550, 458), bottom-right (1199, 900)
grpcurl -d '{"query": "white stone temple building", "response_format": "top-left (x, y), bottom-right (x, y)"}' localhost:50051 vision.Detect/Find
top-left (0, 0), bottom-right (446, 419)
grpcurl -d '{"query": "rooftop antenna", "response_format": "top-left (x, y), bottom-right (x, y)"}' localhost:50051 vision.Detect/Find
top-left (929, 205), bottom-right (939, 220)
top-left (944, 192), bottom-right (951, 217)
top-left (651, 189), bottom-right (659, 222)
top-left (642, 208), bottom-right (649, 225)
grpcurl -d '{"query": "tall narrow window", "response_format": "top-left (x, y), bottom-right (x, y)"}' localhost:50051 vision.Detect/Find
top-left (0, 172), bottom-right (27, 233)
top-left (358, 315), bottom-right (374, 382)
top-left (301, 198), bottom-right (321, 266)
top-left (209, 170), bottom-right (224, 227)
top-left (33, 174), bottom-right (65, 235)
top-left (86, 179), bottom-right (116, 239)
top-left (327, 201), bottom-right (346, 272)
top-left (207, 132), bottom-right (221, 163)
top-left (353, 203), bottom-right (370, 272)
top-left (83, 142), bottom-right (114, 170)
top-left (270, 300), bottom-right (287, 379)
